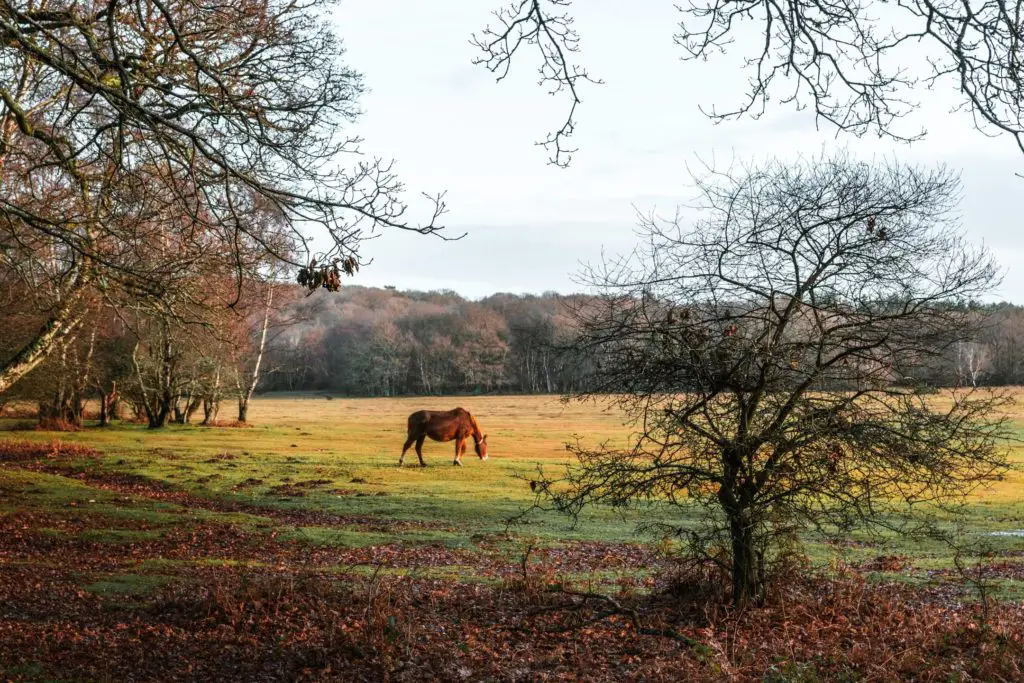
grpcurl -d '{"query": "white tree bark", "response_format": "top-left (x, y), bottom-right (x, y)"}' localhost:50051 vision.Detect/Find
top-left (237, 284), bottom-right (274, 423)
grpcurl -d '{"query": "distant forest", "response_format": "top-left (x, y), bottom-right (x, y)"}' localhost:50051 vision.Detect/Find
top-left (263, 287), bottom-right (593, 396)
top-left (7, 284), bottom-right (1024, 420)
top-left (263, 286), bottom-right (1024, 396)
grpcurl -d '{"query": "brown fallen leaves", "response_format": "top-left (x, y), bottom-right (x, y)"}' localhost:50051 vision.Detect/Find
top-left (0, 439), bottom-right (100, 463)
top-left (1, 560), bottom-right (1023, 682)
top-left (1, 440), bottom-right (1024, 681)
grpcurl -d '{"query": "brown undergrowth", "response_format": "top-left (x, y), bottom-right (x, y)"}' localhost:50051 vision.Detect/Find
top-left (1, 559), bottom-right (1022, 682)
top-left (0, 440), bottom-right (100, 463)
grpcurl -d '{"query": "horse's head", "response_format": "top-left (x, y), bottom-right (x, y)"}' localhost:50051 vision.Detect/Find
top-left (475, 434), bottom-right (488, 460)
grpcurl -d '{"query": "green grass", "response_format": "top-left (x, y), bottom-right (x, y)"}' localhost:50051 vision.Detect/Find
top-left (280, 526), bottom-right (473, 548)
top-left (1, 395), bottom-right (667, 542)
top-left (3, 393), bottom-right (1024, 590)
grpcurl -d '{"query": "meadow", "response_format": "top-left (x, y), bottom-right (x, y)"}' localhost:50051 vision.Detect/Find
top-left (2, 393), bottom-right (1024, 681)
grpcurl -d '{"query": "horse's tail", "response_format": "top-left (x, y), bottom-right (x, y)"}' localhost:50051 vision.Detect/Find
top-left (407, 410), bottom-right (427, 436)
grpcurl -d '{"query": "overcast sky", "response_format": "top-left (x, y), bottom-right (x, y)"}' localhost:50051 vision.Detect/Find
top-left (333, 1), bottom-right (1022, 301)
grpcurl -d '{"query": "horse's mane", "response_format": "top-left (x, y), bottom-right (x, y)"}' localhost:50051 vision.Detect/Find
top-left (468, 412), bottom-right (483, 440)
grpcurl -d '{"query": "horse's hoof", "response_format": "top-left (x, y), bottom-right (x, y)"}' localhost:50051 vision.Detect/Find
top-left (419, 463), bottom-right (427, 468)
top-left (453, 461), bottom-right (462, 466)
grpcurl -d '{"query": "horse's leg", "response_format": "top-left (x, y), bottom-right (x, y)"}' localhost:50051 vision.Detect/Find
top-left (400, 435), bottom-right (416, 466)
top-left (415, 436), bottom-right (427, 467)
top-left (454, 436), bottom-right (464, 466)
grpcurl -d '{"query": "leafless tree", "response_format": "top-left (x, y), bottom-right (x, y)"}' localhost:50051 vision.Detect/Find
top-left (528, 154), bottom-right (1012, 605)
top-left (957, 341), bottom-right (990, 387)
top-left (472, 0), bottom-right (601, 167)
top-left (479, 0), bottom-right (1024, 163)
top-left (0, 0), bottom-right (448, 394)
top-left (674, 0), bottom-right (1024, 151)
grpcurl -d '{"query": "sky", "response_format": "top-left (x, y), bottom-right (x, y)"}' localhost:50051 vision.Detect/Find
top-left (332, 1), bottom-right (1023, 301)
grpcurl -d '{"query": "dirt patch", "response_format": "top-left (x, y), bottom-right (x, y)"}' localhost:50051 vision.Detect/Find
top-left (475, 539), bottom-right (666, 577)
top-left (35, 418), bottom-right (82, 432)
top-left (205, 452), bottom-right (238, 463)
top-left (268, 479), bottom-right (334, 497)
top-left (65, 470), bottom-right (177, 493)
top-left (931, 560), bottom-right (1024, 582)
top-left (2, 457), bottom-right (453, 535)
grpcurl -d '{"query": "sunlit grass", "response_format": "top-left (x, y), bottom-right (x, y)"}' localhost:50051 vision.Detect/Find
top-left (2, 391), bottom-right (1024, 577)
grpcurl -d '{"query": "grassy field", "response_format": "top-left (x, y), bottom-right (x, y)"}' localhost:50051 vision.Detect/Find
top-left (2, 395), bottom-right (650, 543)
top-left (2, 393), bottom-right (1024, 680)
top-left (4, 393), bottom-right (1024, 556)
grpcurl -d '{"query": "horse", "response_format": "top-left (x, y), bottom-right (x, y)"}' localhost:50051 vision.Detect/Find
top-left (399, 407), bottom-right (488, 467)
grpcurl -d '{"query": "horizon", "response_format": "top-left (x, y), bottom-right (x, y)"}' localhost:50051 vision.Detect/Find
top-left (310, 282), bottom-right (1024, 307)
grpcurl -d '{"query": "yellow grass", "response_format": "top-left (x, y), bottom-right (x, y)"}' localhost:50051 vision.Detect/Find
top-left (2, 390), bottom-right (1023, 547)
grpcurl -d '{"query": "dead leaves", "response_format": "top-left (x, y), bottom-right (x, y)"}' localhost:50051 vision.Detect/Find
top-left (296, 257), bottom-right (359, 294)
top-left (0, 439), bottom-right (101, 463)
top-left (2, 441), bottom-right (1024, 681)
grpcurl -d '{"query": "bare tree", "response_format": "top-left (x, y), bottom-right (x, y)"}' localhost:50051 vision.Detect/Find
top-left (957, 341), bottom-right (990, 387)
top-left (674, 0), bottom-right (1024, 151)
top-left (479, 0), bottom-right (1024, 163)
top-left (472, 0), bottom-right (601, 167)
top-left (0, 0), bottom-right (448, 394)
top-left (529, 154), bottom-right (1012, 605)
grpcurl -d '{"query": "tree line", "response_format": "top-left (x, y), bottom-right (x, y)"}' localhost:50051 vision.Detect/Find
top-left (0, 276), bottom-right (280, 427)
top-left (265, 286), bottom-right (1024, 396)
top-left (5, 278), bottom-right (1024, 425)
top-left (261, 287), bottom-right (593, 396)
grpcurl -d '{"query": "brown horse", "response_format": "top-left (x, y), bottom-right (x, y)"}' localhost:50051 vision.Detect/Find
top-left (399, 407), bottom-right (488, 467)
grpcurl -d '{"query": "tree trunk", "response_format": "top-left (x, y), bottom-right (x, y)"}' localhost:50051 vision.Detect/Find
top-left (418, 354), bottom-right (432, 394)
top-left (202, 368), bottom-right (221, 425)
top-left (39, 339), bottom-right (78, 426)
top-left (70, 325), bottom-right (97, 427)
top-left (202, 397), bottom-right (219, 425)
top-left (172, 394), bottom-right (186, 424)
top-left (98, 383), bottom-right (121, 427)
top-left (154, 321), bottom-right (173, 428)
top-left (104, 381), bottom-right (121, 422)
top-left (237, 284), bottom-right (274, 424)
top-left (729, 511), bottom-right (762, 607)
top-left (131, 341), bottom-right (168, 429)
top-left (719, 448), bottom-right (764, 607)
top-left (0, 297), bottom-right (84, 396)
top-left (186, 397), bottom-right (202, 422)
top-left (543, 351), bottom-right (553, 393)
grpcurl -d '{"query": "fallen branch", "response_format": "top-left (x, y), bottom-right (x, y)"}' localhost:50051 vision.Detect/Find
top-left (519, 587), bottom-right (701, 646)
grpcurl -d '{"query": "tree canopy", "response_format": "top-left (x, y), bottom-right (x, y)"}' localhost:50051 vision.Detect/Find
top-left (0, 0), bottom-right (447, 393)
